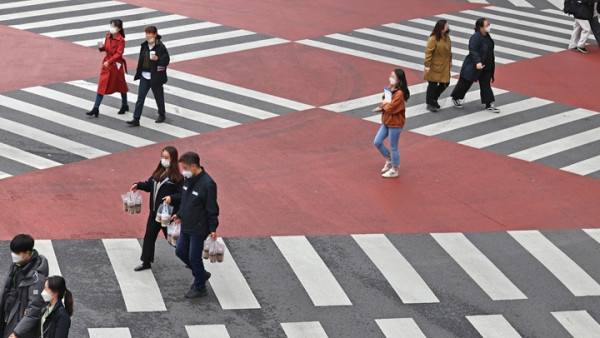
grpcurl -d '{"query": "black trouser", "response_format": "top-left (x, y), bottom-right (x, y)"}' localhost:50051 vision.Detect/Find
top-left (426, 82), bottom-right (449, 105)
top-left (140, 213), bottom-right (168, 263)
top-left (589, 15), bottom-right (600, 46)
top-left (451, 69), bottom-right (495, 105)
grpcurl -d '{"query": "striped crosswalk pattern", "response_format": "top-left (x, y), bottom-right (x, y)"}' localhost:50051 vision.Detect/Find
top-left (0, 0), bottom-right (287, 63)
top-left (552, 310), bottom-right (600, 337)
top-left (280, 321), bottom-right (329, 338)
top-left (463, 0), bottom-right (570, 10)
top-left (88, 328), bottom-right (132, 338)
top-left (466, 315), bottom-right (522, 338)
top-left (185, 325), bottom-right (231, 338)
top-left (375, 318), bottom-right (427, 338)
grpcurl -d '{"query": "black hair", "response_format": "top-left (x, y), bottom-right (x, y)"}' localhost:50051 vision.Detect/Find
top-left (475, 17), bottom-right (487, 32)
top-left (145, 26), bottom-right (162, 40)
top-left (10, 234), bottom-right (34, 253)
top-left (179, 152), bottom-right (200, 167)
top-left (430, 19), bottom-right (448, 41)
top-left (393, 69), bottom-right (410, 101)
top-left (47, 276), bottom-right (74, 317)
top-left (110, 19), bottom-right (125, 38)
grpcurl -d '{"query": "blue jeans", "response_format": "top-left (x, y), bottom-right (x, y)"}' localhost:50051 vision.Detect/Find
top-left (374, 124), bottom-right (402, 167)
top-left (94, 93), bottom-right (128, 108)
top-left (175, 232), bottom-right (207, 291)
top-left (133, 77), bottom-right (165, 119)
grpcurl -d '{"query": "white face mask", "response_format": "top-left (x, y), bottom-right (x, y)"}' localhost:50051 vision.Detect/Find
top-left (389, 77), bottom-right (396, 85)
top-left (485, 26), bottom-right (491, 33)
top-left (109, 26), bottom-right (118, 34)
top-left (147, 38), bottom-right (155, 44)
top-left (182, 170), bottom-right (193, 179)
top-left (41, 290), bottom-right (52, 303)
top-left (161, 159), bottom-right (170, 168)
top-left (11, 253), bottom-right (21, 263)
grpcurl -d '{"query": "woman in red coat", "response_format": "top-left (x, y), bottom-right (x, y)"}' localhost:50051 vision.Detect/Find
top-left (86, 19), bottom-right (129, 117)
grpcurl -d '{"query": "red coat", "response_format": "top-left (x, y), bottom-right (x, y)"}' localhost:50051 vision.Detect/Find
top-left (97, 33), bottom-right (128, 95)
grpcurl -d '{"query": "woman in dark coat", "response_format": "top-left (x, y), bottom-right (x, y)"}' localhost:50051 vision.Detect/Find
top-left (86, 19), bottom-right (129, 117)
top-left (40, 276), bottom-right (72, 338)
top-left (131, 146), bottom-right (183, 271)
top-left (450, 17), bottom-right (500, 113)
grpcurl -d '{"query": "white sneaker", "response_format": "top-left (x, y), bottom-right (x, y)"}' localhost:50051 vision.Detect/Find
top-left (382, 168), bottom-right (398, 178)
top-left (381, 160), bottom-right (393, 173)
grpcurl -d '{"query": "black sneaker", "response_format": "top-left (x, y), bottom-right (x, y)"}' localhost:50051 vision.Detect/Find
top-left (577, 46), bottom-right (589, 54)
top-left (434, 101), bottom-right (441, 109)
top-left (191, 271), bottom-right (212, 289)
top-left (426, 104), bottom-right (438, 113)
top-left (569, 47), bottom-right (578, 51)
top-left (185, 288), bottom-right (207, 299)
top-left (155, 115), bottom-right (166, 123)
top-left (134, 263), bottom-right (151, 271)
top-left (126, 119), bottom-right (140, 127)
top-left (452, 99), bottom-right (463, 109)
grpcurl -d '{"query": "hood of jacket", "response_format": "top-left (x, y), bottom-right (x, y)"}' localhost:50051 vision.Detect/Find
top-left (17, 250), bottom-right (49, 287)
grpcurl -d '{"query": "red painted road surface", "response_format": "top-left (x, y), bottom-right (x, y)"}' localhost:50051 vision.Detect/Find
top-left (1, 110), bottom-right (599, 241)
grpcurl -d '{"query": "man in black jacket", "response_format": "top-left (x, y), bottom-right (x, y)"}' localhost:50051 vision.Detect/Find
top-left (172, 152), bottom-right (219, 299)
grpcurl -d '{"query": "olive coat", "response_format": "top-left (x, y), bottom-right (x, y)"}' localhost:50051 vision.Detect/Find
top-left (423, 34), bottom-right (452, 83)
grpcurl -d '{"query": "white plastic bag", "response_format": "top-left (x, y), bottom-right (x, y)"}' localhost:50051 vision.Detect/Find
top-left (170, 223), bottom-right (180, 246)
top-left (203, 238), bottom-right (213, 260)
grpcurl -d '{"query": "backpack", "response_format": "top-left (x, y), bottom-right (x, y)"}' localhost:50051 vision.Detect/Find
top-left (564, 0), bottom-right (580, 14)
top-left (564, 0), bottom-right (594, 19)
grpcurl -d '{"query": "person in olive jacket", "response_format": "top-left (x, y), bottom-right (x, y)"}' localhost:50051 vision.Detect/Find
top-left (127, 25), bottom-right (170, 126)
top-left (131, 146), bottom-right (183, 271)
top-left (40, 276), bottom-right (72, 338)
top-left (171, 152), bottom-right (219, 299)
top-left (424, 19), bottom-right (452, 113)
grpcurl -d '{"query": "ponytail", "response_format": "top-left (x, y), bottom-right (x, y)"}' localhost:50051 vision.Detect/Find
top-left (156, 34), bottom-right (162, 40)
top-left (63, 289), bottom-right (74, 317)
top-left (46, 275), bottom-right (74, 317)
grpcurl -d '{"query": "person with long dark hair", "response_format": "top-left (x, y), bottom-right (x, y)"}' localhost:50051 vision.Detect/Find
top-left (40, 276), bottom-right (72, 338)
top-left (373, 69), bottom-right (410, 178)
top-left (450, 18), bottom-right (500, 113)
top-left (86, 19), bottom-right (129, 117)
top-left (127, 26), bottom-right (170, 126)
top-left (131, 146), bottom-right (183, 271)
top-left (424, 19), bottom-right (452, 113)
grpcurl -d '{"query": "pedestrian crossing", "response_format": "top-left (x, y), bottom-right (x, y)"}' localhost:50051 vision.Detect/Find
top-left (463, 0), bottom-right (566, 10)
top-left (298, 5), bottom-right (593, 73)
top-left (0, 0), bottom-right (287, 63)
top-left (6, 229), bottom-right (599, 337)
top-left (321, 79), bottom-right (600, 179)
top-left (0, 69), bottom-right (313, 178)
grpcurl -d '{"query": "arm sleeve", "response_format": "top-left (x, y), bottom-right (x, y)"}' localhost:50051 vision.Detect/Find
top-left (170, 182), bottom-right (183, 206)
top-left (107, 39), bottom-right (125, 64)
top-left (205, 182), bottom-right (220, 233)
top-left (469, 34), bottom-right (482, 65)
top-left (157, 45), bottom-right (170, 68)
top-left (12, 278), bottom-right (45, 336)
top-left (136, 177), bottom-right (153, 192)
top-left (381, 92), bottom-right (406, 115)
top-left (54, 311), bottom-right (71, 338)
top-left (424, 37), bottom-right (436, 67)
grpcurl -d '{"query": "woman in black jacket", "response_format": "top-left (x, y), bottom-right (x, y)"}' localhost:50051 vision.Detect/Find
top-left (40, 276), bottom-right (72, 338)
top-left (126, 26), bottom-right (170, 126)
top-left (131, 145), bottom-right (183, 271)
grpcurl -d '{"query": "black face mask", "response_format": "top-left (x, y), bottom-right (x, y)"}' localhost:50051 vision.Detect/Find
top-left (446, 29), bottom-right (451, 35)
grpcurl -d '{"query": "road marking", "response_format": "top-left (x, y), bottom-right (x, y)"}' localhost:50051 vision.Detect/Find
top-left (281, 321), bottom-right (329, 338)
top-left (171, 38), bottom-right (289, 63)
top-left (466, 315), bottom-right (522, 338)
top-left (463, 10), bottom-right (573, 35)
top-left (102, 239), bottom-right (167, 312)
top-left (186, 325), bottom-right (231, 338)
top-left (0, 141), bottom-right (61, 169)
top-left (0, 171), bottom-right (11, 180)
top-left (88, 328), bottom-right (132, 338)
top-left (0, 0), bottom-right (69, 10)
top-left (353, 234), bottom-right (439, 304)
top-left (375, 318), bottom-right (427, 338)
top-left (35, 240), bottom-right (62, 277)
top-left (0, 1), bottom-right (120, 21)
top-left (561, 155), bottom-right (600, 176)
top-left (11, 7), bottom-right (154, 30)
top-left (272, 236), bottom-right (352, 306)
top-left (506, 0), bottom-right (534, 7)
top-left (583, 229), bottom-right (600, 244)
top-left (552, 310), bottom-right (600, 337)
top-left (510, 127), bottom-right (600, 161)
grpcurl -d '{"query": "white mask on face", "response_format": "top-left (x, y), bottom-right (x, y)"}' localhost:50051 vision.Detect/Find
top-left (182, 170), bottom-right (193, 179)
top-left (11, 253), bottom-right (21, 263)
top-left (485, 26), bottom-right (491, 33)
top-left (161, 159), bottom-right (170, 168)
top-left (147, 38), bottom-right (155, 44)
top-left (389, 77), bottom-right (396, 85)
top-left (109, 26), bottom-right (118, 34)
top-left (41, 290), bottom-right (52, 303)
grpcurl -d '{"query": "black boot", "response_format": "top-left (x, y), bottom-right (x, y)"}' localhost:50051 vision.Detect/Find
top-left (126, 118), bottom-right (140, 127)
top-left (117, 105), bottom-right (129, 115)
top-left (85, 107), bottom-right (99, 117)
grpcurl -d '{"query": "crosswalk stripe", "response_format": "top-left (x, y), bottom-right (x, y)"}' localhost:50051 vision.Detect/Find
top-left (484, 6), bottom-right (573, 26)
top-left (0, 0), bottom-right (69, 10)
top-left (583, 229), bottom-right (600, 244)
top-left (459, 108), bottom-right (595, 149)
top-left (375, 318), bottom-right (427, 338)
top-left (431, 233), bottom-right (527, 301)
top-left (545, 0), bottom-right (566, 9)
top-left (0, 141), bottom-right (61, 169)
top-left (561, 155), bottom-right (600, 176)
top-left (552, 310), bottom-right (600, 337)
top-left (0, 94), bottom-right (153, 148)
top-left (509, 127), bottom-right (600, 162)
top-left (281, 321), bottom-right (329, 338)
top-left (204, 239), bottom-right (260, 310)
top-left (35, 240), bottom-right (62, 277)
top-left (353, 234), bottom-right (439, 304)
top-left (506, 0), bottom-right (534, 7)
top-left (88, 328), bottom-right (132, 338)
top-left (508, 230), bottom-right (600, 297)
top-left (102, 239), bottom-right (167, 312)
top-left (466, 315), bottom-right (521, 338)
top-left (0, 1), bottom-right (121, 21)
top-left (462, 10), bottom-right (573, 35)
top-left (170, 38), bottom-right (289, 63)
top-left (272, 236), bottom-right (352, 306)
top-left (468, 0), bottom-right (489, 3)
top-left (10, 7), bottom-right (155, 30)
top-left (186, 325), bottom-right (231, 338)
top-left (0, 171), bottom-right (11, 179)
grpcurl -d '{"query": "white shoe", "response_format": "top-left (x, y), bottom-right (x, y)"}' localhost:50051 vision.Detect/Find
top-left (382, 168), bottom-right (398, 178)
top-left (381, 160), bottom-right (393, 173)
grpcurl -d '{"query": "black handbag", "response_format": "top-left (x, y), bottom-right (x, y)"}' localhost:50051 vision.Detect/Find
top-left (565, 0), bottom-right (594, 20)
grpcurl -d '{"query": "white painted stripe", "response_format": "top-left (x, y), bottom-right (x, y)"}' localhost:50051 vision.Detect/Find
top-left (583, 229), bottom-right (600, 244)
top-left (167, 69), bottom-right (313, 111)
top-left (506, 0), bottom-right (534, 7)
top-left (25, 85), bottom-right (198, 138)
top-left (88, 328), bottom-right (132, 338)
top-left (431, 233), bottom-right (526, 300)
top-left (203, 239), bottom-right (260, 309)
top-left (102, 239), bottom-right (167, 312)
top-left (0, 171), bottom-right (11, 180)
top-left (69, 79), bottom-right (239, 129)
top-left (35, 240), bottom-right (62, 277)
top-left (44, 14), bottom-right (186, 38)
top-left (0, 141), bottom-right (61, 169)
top-left (272, 236), bottom-right (352, 306)
top-left (552, 310), bottom-right (600, 337)
top-left (375, 318), bottom-right (427, 338)
top-left (0, 94), bottom-right (153, 148)
top-left (77, 22), bottom-right (221, 47)
top-left (0, 1), bottom-right (121, 21)
top-left (460, 108), bottom-right (598, 149)
top-left (170, 38), bottom-right (289, 63)
top-left (0, 115), bottom-right (109, 159)
top-left (462, 10), bottom-right (573, 36)
top-left (561, 155), bottom-right (600, 176)
top-left (485, 5), bottom-right (572, 25)
top-left (186, 325), bottom-right (231, 338)
top-left (509, 230), bottom-right (600, 296)
top-left (0, 0), bottom-right (69, 10)
top-left (468, 0), bottom-right (489, 3)
top-left (466, 315), bottom-right (521, 338)
top-left (545, 0), bottom-right (566, 9)
top-left (281, 322), bottom-right (328, 338)
top-left (11, 7), bottom-right (155, 30)
top-left (510, 127), bottom-right (600, 161)
top-left (353, 234), bottom-right (439, 304)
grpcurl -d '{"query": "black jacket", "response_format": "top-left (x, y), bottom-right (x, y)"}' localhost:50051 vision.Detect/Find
top-left (133, 40), bottom-right (170, 86)
top-left (40, 301), bottom-right (70, 338)
top-left (460, 31), bottom-right (494, 83)
top-left (0, 251), bottom-right (48, 338)
top-left (173, 168), bottom-right (219, 237)
top-left (136, 174), bottom-right (182, 215)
